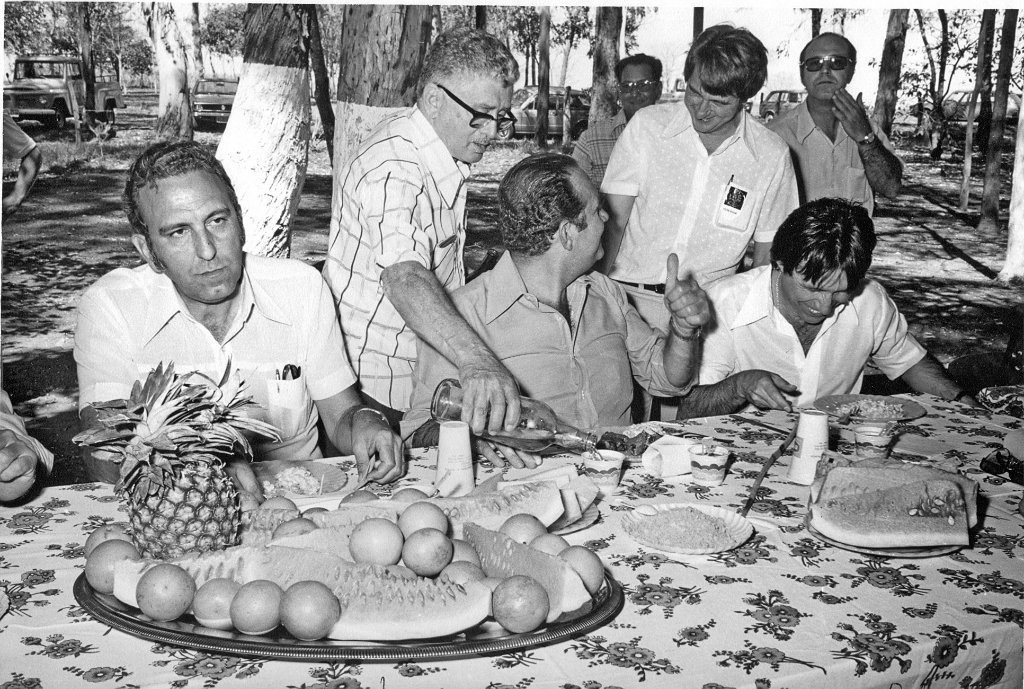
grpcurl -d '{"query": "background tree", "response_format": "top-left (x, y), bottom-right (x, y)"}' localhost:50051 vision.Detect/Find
top-left (144, 2), bottom-right (197, 140)
top-left (810, 9), bottom-right (822, 37)
top-left (308, 6), bottom-right (335, 163)
top-left (872, 9), bottom-right (909, 138)
top-left (959, 10), bottom-right (997, 212)
top-left (334, 5), bottom-right (432, 166)
top-left (4, 1), bottom-right (52, 56)
top-left (535, 6), bottom-right (551, 147)
top-left (553, 7), bottom-right (588, 88)
top-left (217, 3), bottom-right (311, 259)
top-left (590, 7), bottom-right (621, 123)
top-left (998, 92), bottom-right (1024, 282)
top-left (197, 2), bottom-right (244, 75)
top-left (978, 9), bottom-right (1018, 234)
top-left (75, 2), bottom-right (97, 126)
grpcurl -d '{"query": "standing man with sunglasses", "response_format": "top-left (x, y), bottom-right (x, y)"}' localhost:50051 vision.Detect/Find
top-left (324, 28), bottom-right (527, 450)
top-left (572, 54), bottom-right (663, 187)
top-left (768, 33), bottom-right (902, 216)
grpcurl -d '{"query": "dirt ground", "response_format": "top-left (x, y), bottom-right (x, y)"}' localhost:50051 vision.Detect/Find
top-left (3, 92), bottom-right (1021, 487)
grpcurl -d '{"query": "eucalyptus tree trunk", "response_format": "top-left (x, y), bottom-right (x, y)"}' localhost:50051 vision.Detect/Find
top-left (872, 10), bottom-right (909, 138)
top-left (959, 10), bottom-right (997, 212)
top-left (76, 3), bottom-right (96, 124)
top-left (998, 100), bottom-right (1024, 282)
top-left (535, 6), bottom-right (550, 147)
top-left (217, 3), bottom-right (311, 259)
top-left (590, 7), bottom-right (621, 124)
top-left (334, 5), bottom-right (432, 166)
top-left (144, 2), bottom-right (196, 140)
top-left (978, 9), bottom-right (1018, 234)
top-left (308, 5), bottom-right (335, 164)
top-left (811, 9), bottom-right (822, 37)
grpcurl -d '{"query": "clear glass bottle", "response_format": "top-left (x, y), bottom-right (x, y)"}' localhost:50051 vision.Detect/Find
top-left (431, 379), bottom-right (598, 454)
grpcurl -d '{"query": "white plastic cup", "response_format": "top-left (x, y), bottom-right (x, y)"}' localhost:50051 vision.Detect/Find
top-left (582, 449), bottom-right (625, 499)
top-left (689, 444), bottom-right (730, 486)
top-left (435, 421), bottom-right (475, 497)
top-left (788, 409), bottom-right (829, 485)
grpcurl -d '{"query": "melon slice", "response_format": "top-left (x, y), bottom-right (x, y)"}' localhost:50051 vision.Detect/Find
top-left (327, 569), bottom-right (491, 640)
top-left (464, 522), bottom-right (592, 623)
top-left (307, 481), bottom-right (564, 538)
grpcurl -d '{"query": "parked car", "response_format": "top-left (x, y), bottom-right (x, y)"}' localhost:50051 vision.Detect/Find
top-left (4, 55), bottom-right (125, 129)
top-left (504, 86), bottom-right (590, 140)
top-left (759, 90), bottom-right (805, 122)
top-left (192, 78), bottom-right (239, 130)
top-left (942, 90), bottom-right (1021, 125)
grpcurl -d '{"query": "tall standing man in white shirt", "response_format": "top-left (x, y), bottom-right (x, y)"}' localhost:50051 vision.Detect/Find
top-left (324, 27), bottom-right (525, 439)
top-left (768, 33), bottom-right (902, 216)
top-left (599, 24), bottom-right (798, 336)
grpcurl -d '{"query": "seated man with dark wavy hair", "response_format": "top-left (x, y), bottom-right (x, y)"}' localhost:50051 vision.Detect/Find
top-left (677, 197), bottom-right (977, 418)
top-left (403, 153), bottom-right (710, 467)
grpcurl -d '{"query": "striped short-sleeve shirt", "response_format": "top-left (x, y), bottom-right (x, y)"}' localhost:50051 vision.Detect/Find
top-left (324, 106), bottom-right (470, 410)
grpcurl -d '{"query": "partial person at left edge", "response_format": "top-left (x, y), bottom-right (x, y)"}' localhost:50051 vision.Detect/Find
top-left (73, 141), bottom-right (405, 488)
top-left (3, 112), bottom-right (43, 220)
top-left (0, 385), bottom-right (54, 503)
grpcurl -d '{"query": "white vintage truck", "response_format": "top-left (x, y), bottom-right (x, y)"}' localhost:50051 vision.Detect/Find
top-left (4, 55), bottom-right (125, 129)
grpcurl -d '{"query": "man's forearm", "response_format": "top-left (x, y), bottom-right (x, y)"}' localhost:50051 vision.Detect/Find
top-left (382, 261), bottom-right (496, 371)
top-left (898, 353), bottom-right (963, 400)
top-left (662, 322), bottom-right (701, 389)
top-left (676, 379), bottom-right (746, 419)
top-left (858, 138), bottom-right (902, 198)
top-left (596, 194), bottom-right (635, 275)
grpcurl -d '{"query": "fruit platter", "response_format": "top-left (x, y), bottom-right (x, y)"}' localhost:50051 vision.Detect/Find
top-left (75, 480), bottom-right (624, 661)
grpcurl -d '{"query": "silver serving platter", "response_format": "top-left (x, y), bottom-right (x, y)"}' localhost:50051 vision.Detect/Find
top-left (74, 573), bottom-right (623, 662)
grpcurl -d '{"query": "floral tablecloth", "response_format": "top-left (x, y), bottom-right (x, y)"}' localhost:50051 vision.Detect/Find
top-left (2, 394), bottom-right (1022, 689)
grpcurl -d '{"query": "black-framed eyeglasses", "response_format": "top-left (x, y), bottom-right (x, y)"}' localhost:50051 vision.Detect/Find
top-left (620, 79), bottom-right (659, 94)
top-left (436, 83), bottom-right (516, 135)
top-left (800, 55), bottom-right (854, 72)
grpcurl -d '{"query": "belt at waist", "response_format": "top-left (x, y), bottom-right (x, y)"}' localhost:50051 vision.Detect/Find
top-left (615, 280), bottom-right (665, 295)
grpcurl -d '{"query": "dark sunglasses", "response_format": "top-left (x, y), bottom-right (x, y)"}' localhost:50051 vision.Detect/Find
top-left (801, 55), bottom-right (854, 72)
top-left (436, 84), bottom-right (516, 135)
top-left (620, 79), bottom-right (659, 94)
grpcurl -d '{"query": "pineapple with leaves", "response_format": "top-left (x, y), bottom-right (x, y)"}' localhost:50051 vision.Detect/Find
top-left (74, 362), bottom-right (281, 560)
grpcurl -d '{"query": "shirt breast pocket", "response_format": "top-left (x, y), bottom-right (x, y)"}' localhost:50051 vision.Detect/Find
top-left (714, 179), bottom-right (754, 234)
top-left (266, 378), bottom-right (310, 440)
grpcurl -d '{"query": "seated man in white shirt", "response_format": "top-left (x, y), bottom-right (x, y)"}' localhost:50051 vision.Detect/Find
top-left (676, 197), bottom-right (977, 417)
top-left (75, 141), bottom-right (404, 484)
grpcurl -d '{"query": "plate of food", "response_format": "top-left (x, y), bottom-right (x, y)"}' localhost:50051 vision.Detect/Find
top-left (803, 515), bottom-right (961, 558)
top-left (814, 394), bottom-right (926, 423)
top-left (252, 460), bottom-right (349, 499)
top-left (620, 503), bottom-right (753, 555)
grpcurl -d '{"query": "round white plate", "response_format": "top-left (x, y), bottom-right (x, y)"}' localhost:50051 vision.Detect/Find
top-left (813, 394), bottom-right (926, 423)
top-left (620, 503), bottom-right (753, 555)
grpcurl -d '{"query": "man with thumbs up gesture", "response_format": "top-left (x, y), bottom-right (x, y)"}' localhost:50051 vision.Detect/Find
top-left (768, 32), bottom-right (902, 217)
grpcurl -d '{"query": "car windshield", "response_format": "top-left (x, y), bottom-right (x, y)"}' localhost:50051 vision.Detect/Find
top-left (196, 81), bottom-right (238, 95)
top-left (512, 89), bottom-right (533, 108)
top-left (16, 61), bottom-right (67, 79)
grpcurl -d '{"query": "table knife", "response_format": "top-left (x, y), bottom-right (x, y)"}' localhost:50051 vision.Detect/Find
top-left (740, 422), bottom-right (799, 517)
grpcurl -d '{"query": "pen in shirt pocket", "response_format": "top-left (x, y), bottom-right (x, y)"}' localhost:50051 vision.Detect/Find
top-left (279, 364), bottom-right (301, 380)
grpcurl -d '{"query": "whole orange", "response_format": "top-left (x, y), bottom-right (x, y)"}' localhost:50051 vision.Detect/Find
top-left (349, 518), bottom-right (404, 566)
top-left (499, 514), bottom-right (548, 545)
top-left (84, 539), bottom-right (140, 594)
top-left (83, 523), bottom-right (132, 557)
top-left (191, 578), bottom-right (240, 630)
top-left (398, 501), bottom-right (449, 538)
top-left (136, 563), bottom-right (196, 622)
top-left (401, 527), bottom-right (453, 577)
top-left (491, 575), bottom-right (549, 633)
top-left (230, 579), bottom-right (284, 635)
top-left (559, 545), bottom-right (604, 595)
top-left (280, 580), bottom-right (341, 641)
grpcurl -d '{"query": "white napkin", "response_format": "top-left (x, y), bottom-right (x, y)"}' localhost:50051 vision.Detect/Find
top-left (641, 435), bottom-right (702, 478)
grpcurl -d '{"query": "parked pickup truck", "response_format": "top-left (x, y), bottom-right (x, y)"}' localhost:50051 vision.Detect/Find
top-left (4, 55), bottom-right (125, 129)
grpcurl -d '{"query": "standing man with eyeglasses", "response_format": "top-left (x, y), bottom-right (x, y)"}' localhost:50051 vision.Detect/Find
top-left (768, 33), bottom-right (902, 216)
top-left (572, 54), bottom-right (663, 187)
top-left (324, 28), bottom-right (527, 447)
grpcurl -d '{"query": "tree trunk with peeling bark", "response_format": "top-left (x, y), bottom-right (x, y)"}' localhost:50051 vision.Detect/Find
top-left (217, 3), bottom-right (310, 259)
top-left (334, 5), bottom-right (432, 167)
top-left (535, 6), bottom-right (550, 147)
top-left (978, 9), bottom-right (1018, 234)
top-left (872, 10), bottom-right (909, 138)
top-left (590, 7), bottom-right (621, 124)
top-left (959, 10), bottom-right (996, 212)
top-left (307, 5), bottom-right (335, 164)
top-left (145, 2), bottom-right (196, 140)
top-left (998, 99), bottom-right (1024, 282)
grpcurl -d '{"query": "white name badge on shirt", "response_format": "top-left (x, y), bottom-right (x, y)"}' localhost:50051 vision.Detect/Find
top-left (716, 178), bottom-right (752, 232)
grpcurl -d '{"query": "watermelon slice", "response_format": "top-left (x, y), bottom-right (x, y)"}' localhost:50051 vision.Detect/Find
top-left (464, 522), bottom-right (593, 623)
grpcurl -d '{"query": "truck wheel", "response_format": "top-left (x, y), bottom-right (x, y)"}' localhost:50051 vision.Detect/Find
top-left (763, 111), bottom-right (775, 122)
top-left (497, 123), bottom-right (515, 141)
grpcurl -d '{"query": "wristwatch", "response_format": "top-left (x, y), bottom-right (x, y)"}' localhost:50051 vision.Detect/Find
top-left (858, 131), bottom-right (877, 146)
